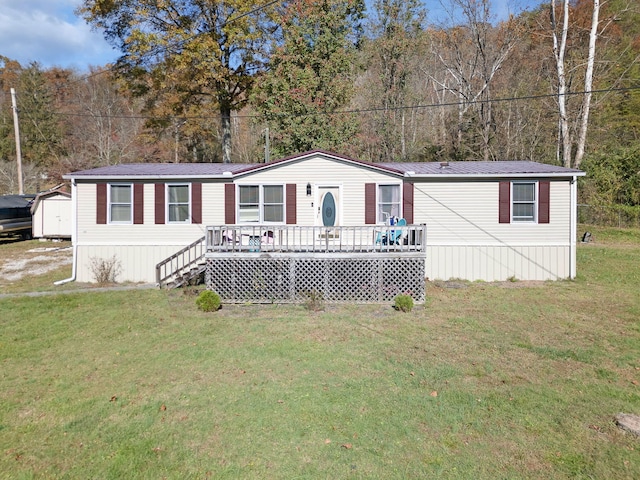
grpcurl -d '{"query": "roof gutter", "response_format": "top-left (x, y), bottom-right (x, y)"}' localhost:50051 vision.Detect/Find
top-left (406, 172), bottom-right (586, 180)
top-left (63, 174), bottom-right (234, 181)
top-left (54, 179), bottom-right (77, 285)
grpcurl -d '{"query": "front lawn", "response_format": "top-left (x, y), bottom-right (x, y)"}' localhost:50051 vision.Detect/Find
top-left (1, 226), bottom-right (639, 478)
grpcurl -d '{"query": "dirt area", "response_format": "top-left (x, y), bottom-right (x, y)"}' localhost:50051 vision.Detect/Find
top-left (0, 241), bottom-right (72, 282)
top-left (432, 279), bottom-right (547, 289)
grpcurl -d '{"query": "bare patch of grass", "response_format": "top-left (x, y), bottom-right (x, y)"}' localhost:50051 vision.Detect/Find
top-left (0, 240), bottom-right (74, 293)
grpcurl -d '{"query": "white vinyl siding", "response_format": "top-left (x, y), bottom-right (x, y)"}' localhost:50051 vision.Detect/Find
top-left (72, 153), bottom-right (577, 284)
top-left (109, 184), bottom-right (132, 224)
top-left (426, 245), bottom-right (571, 281)
top-left (413, 180), bottom-right (573, 281)
top-left (412, 181), bottom-right (570, 246)
top-left (76, 181), bottom-right (225, 245)
top-left (167, 184), bottom-right (190, 223)
top-left (236, 155), bottom-right (399, 226)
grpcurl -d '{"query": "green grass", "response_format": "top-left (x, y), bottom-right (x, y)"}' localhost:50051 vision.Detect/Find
top-left (1, 227), bottom-right (640, 478)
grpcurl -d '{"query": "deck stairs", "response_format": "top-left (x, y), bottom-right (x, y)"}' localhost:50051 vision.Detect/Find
top-left (156, 236), bottom-right (206, 289)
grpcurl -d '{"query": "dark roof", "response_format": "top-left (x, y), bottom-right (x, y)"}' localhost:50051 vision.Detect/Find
top-left (65, 151), bottom-right (584, 180)
top-left (381, 161), bottom-right (584, 177)
top-left (67, 162), bottom-right (255, 179)
top-left (0, 194), bottom-right (36, 209)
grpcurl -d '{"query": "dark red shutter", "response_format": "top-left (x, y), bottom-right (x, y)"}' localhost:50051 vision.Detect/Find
top-left (191, 182), bottom-right (202, 224)
top-left (403, 182), bottom-right (414, 224)
top-left (133, 184), bottom-right (144, 224)
top-left (538, 180), bottom-right (550, 224)
top-left (365, 183), bottom-right (376, 224)
top-left (224, 183), bottom-right (235, 224)
top-left (96, 183), bottom-right (107, 224)
top-left (499, 181), bottom-right (511, 224)
top-left (155, 183), bottom-right (165, 224)
top-left (286, 184), bottom-right (297, 224)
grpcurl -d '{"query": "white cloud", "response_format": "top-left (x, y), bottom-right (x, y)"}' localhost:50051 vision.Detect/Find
top-left (0, 0), bottom-right (118, 70)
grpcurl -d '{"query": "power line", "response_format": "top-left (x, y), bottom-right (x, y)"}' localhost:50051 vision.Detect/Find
top-left (41, 84), bottom-right (640, 122)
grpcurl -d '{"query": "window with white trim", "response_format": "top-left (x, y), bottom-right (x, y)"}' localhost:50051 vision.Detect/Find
top-left (512, 182), bottom-right (536, 222)
top-left (109, 184), bottom-right (132, 223)
top-left (377, 184), bottom-right (401, 223)
top-left (238, 185), bottom-right (284, 223)
top-left (167, 184), bottom-right (190, 223)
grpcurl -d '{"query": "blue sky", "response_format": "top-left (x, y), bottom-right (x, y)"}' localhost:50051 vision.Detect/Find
top-left (0, 0), bottom-right (545, 72)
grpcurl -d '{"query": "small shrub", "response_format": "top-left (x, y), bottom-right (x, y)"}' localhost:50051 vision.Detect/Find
top-left (196, 290), bottom-right (222, 312)
top-left (394, 293), bottom-right (414, 312)
top-left (89, 255), bottom-right (122, 284)
top-left (304, 289), bottom-right (325, 312)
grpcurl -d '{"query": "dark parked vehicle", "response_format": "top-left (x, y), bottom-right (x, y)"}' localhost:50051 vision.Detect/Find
top-left (0, 194), bottom-right (35, 240)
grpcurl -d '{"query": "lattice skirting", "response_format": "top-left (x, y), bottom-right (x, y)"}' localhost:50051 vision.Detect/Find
top-left (205, 254), bottom-right (425, 303)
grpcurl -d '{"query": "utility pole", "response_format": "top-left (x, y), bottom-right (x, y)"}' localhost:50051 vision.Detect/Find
top-left (10, 88), bottom-right (24, 195)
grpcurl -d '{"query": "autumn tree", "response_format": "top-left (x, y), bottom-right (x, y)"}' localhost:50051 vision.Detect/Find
top-left (361, 0), bottom-right (426, 162)
top-left (79, 0), bottom-right (278, 163)
top-left (252, 0), bottom-right (365, 158)
top-left (60, 68), bottom-right (148, 170)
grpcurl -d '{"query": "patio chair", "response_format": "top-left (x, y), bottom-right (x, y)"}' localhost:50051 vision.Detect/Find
top-left (221, 228), bottom-right (242, 251)
top-left (261, 230), bottom-right (275, 250)
top-left (377, 218), bottom-right (407, 245)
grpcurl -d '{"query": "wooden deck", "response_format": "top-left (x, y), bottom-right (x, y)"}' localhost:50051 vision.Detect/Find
top-left (205, 224), bottom-right (427, 255)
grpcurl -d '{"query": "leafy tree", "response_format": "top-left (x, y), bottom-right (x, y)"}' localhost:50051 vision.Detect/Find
top-left (16, 63), bottom-right (66, 166)
top-left (0, 59), bottom-right (62, 192)
top-left (252, 0), bottom-right (365, 158)
top-left (79, 0), bottom-right (277, 163)
top-left (581, 146), bottom-right (640, 206)
top-left (0, 57), bottom-right (23, 163)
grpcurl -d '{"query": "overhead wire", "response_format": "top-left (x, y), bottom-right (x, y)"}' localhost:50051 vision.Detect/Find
top-left (35, 84), bottom-right (640, 121)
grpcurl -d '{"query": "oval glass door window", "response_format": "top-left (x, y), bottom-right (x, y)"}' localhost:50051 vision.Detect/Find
top-left (322, 192), bottom-right (336, 226)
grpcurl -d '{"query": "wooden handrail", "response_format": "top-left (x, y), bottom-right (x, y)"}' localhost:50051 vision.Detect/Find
top-left (156, 236), bottom-right (206, 287)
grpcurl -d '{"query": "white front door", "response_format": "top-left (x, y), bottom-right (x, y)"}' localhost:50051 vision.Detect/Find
top-left (316, 186), bottom-right (340, 227)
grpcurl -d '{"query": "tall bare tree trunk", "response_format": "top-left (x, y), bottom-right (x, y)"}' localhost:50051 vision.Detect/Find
top-left (551, 0), bottom-right (572, 168)
top-left (551, 0), bottom-right (600, 169)
top-left (574, 0), bottom-right (600, 169)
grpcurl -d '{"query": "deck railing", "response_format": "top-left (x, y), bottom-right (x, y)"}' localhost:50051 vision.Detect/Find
top-left (205, 224), bottom-right (426, 254)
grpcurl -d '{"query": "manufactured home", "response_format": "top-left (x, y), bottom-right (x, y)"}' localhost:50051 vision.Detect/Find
top-left (63, 150), bottom-right (584, 302)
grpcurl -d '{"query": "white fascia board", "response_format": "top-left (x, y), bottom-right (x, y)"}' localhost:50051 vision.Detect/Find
top-left (63, 174), bottom-right (231, 181)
